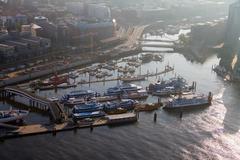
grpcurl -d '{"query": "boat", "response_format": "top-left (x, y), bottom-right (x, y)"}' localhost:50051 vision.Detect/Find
top-left (163, 92), bottom-right (213, 110)
top-left (121, 90), bottom-right (148, 99)
top-left (135, 103), bottom-right (161, 112)
top-left (69, 72), bottom-right (79, 79)
top-left (106, 86), bottom-right (123, 96)
top-left (103, 99), bottom-right (137, 111)
top-left (72, 102), bottom-right (104, 113)
top-left (148, 77), bottom-right (195, 96)
top-left (128, 67), bottom-right (136, 73)
top-left (47, 97), bottom-right (59, 102)
top-left (42, 74), bottom-right (69, 86)
top-left (153, 55), bottom-right (164, 61)
top-left (0, 109), bottom-right (29, 123)
top-left (102, 64), bottom-right (115, 70)
top-left (72, 111), bottom-right (105, 120)
top-left (120, 84), bottom-right (142, 92)
top-left (105, 108), bottom-right (128, 115)
top-left (106, 84), bottom-right (143, 96)
top-left (64, 97), bottom-right (86, 106)
top-left (152, 87), bottom-right (190, 96)
top-left (121, 75), bottom-right (145, 82)
top-left (96, 96), bottom-right (118, 102)
top-left (61, 90), bottom-right (97, 102)
top-left (140, 54), bottom-right (154, 63)
top-left (96, 72), bottom-right (105, 79)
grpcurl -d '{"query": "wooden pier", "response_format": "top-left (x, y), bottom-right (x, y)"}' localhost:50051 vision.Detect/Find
top-left (0, 113), bottom-right (138, 140)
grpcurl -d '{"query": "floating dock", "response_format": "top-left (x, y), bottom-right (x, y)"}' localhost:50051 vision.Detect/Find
top-left (0, 113), bottom-right (138, 140)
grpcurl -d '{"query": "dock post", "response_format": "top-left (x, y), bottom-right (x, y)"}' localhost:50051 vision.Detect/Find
top-left (180, 111), bottom-right (183, 120)
top-left (90, 124), bottom-right (93, 132)
top-left (74, 127), bottom-right (77, 134)
top-left (154, 112), bottom-right (157, 122)
top-left (136, 111), bottom-right (139, 119)
top-left (52, 128), bottom-right (57, 136)
top-left (158, 98), bottom-right (161, 104)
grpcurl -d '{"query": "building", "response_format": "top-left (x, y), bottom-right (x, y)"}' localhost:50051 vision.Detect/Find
top-left (0, 29), bottom-right (51, 64)
top-left (0, 13), bottom-right (28, 30)
top-left (65, 2), bottom-right (111, 21)
top-left (225, 0), bottom-right (240, 48)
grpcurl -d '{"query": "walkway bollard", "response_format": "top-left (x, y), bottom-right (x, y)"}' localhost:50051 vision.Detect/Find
top-left (154, 112), bottom-right (157, 122)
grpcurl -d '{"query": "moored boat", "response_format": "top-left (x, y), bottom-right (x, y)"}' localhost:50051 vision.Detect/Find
top-left (72, 102), bottom-right (104, 113)
top-left (149, 77), bottom-right (195, 96)
top-left (96, 96), bottom-right (118, 102)
top-left (103, 99), bottom-right (137, 112)
top-left (72, 111), bottom-right (105, 120)
top-left (163, 92), bottom-right (213, 110)
top-left (121, 89), bottom-right (148, 99)
top-left (106, 83), bottom-right (143, 96)
top-left (61, 90), bottom-right (98, 102)
top-left (0, 109), bottom-right (29, 123)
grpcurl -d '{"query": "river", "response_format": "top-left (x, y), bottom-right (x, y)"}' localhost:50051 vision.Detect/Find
top-left (1, 32), bottom-right (240, 160)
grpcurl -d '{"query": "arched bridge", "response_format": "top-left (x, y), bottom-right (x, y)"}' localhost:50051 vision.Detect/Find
top-left (0, 86), bottom-right (66, 123)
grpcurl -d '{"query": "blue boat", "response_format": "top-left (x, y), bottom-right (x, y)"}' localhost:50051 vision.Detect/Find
top-left (72, 102), bottom-right (104, 113)
top-left (106, 84), bottom-right (143, 96)
top-left (103, 99), bottom-right (137, 111)
top-left (72, 111), bottom-right (105, 120)
top-left (149, 77), bottom-right (195, 96)
top-left (61, 90), bottom-right (98, 102)
top-left (106, 87), bottom-right (123, 95)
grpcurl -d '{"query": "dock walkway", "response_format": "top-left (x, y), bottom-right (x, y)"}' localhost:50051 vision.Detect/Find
top-left (78, 65), bottom-right (174, 85)
top-left (1, 86), bottom-right (67, 123)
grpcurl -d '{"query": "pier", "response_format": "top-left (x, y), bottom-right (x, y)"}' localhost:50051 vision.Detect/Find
top-left (0, 113), bottom-right (138, 140)
top-left (77, 65), bottom-right (174, 85)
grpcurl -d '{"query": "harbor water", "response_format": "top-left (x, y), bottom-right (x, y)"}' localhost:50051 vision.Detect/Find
top-left (1, 33), bottom-right (240, 160)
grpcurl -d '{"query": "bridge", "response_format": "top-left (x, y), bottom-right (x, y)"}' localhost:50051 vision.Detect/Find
top-left (0, 86), bottom-right (66, 123)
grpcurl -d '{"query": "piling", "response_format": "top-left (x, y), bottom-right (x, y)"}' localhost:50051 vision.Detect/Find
top-left (180, 112), bottom-right (183, 119)
top-left (90, 124), bottom-right (93, 132)
top-left (52, 128), bottom-right (57, 136)
top-left (136, 111), bottom-right (140, 119)
top-left (158, 97), bottom-right (161, 104)
top-left (74, 127), bottom-right (77, 134)
top-left (154, 112), bottom-right (157, 122)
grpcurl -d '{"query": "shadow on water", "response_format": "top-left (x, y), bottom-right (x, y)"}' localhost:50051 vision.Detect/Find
top-left (222, 83), bottom-right (240, 134)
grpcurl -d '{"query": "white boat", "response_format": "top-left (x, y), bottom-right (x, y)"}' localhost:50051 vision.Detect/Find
top-left (122, 90), bottom-right (148, 99)
top-left (0, 109), bottom-right (29, 123)
top-left (47, 97), bottom-right (59, 102)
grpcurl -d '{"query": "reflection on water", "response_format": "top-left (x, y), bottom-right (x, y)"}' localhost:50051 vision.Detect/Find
top-left (1, 41), bottom-right (240, 159)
